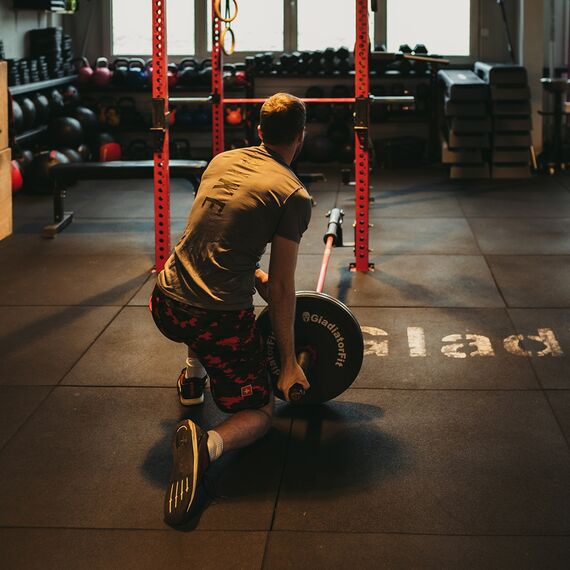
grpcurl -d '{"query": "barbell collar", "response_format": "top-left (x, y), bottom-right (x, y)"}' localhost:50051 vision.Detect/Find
top-left (324, 207), bottom-right (344, 247)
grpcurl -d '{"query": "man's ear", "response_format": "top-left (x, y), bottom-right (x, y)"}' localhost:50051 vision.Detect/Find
top-left (257, 125), bottom-right (263, 142)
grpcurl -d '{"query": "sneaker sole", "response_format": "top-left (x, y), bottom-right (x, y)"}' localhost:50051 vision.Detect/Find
top-left (164, 420), bottom-right (201, 526)
top-left (177, 375), bottom-right (209, 407)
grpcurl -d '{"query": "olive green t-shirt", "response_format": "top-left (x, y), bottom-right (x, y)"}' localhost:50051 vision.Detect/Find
top-left (157, 144), bottom-right (312, 310)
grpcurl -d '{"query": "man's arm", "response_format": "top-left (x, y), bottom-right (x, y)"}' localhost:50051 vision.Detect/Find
top-left (268, 235), bottom-right (310, 400)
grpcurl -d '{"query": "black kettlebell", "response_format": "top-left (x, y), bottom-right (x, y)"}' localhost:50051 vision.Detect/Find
top-left (198, 58), bottom-right (212, 86)
top-left (178, 58), bottom-right (199, 86)
top-left (112, 58), bottom-right (129, 86)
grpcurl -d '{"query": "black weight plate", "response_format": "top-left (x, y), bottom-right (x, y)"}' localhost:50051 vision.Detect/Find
top-left (257, 291), bottom-right (364, 404)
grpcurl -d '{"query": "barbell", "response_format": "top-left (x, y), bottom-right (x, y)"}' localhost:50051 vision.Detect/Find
top-left (256, 208), bottom-right (364, 404)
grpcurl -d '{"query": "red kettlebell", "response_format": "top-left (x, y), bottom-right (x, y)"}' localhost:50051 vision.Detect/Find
top-left (234, 70), bottom-right (248, 86)
top-left (168, 63), bottom-right (179, 89)
top-left (225, 106), bottom-right (243, 125)
top-left (92, 57), bottom-right (113, 88)
top-left (99, 142), bottom-right (122, 162)
top-left (75, 57), bottom-right (94, 87)
top-left (11, 160), bottom-right (24, 193)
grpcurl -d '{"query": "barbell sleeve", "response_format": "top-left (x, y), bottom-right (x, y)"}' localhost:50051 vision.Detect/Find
top-left (289, 349), bottom-right (312, 401)
top-left (324, 207), bottom-right (344, 246)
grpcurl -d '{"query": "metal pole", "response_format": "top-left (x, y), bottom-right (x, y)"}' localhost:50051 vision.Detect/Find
top-left (151, 0), bottom-right (171, 272)
top-left (211, 0), bottom-right (224, 156)
top-left (316, 236), bottom-right (335, 293)
top-left (353, 0), bottom-right (371, 272)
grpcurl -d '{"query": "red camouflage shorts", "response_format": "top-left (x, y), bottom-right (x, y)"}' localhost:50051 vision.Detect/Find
top-left (149, 285), bottom-right (270, 413)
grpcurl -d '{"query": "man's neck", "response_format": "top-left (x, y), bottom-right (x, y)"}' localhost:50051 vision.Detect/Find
top-left (262, 143), bottom-right (295, 166)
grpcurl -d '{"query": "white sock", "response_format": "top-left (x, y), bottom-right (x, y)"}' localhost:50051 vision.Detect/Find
top-left (186, 356), bottom-right (206, 379)
top-left (207, 430), bottom-right (223, 462)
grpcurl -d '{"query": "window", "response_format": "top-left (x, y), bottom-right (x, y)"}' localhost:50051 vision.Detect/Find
top-left (207, 0), bottom-right (284, 53)
top-left (109, 0), bottom-right (474, 59)
top-left (111, 0), bottom-right (195, 55)
top-left (386, 0), bottom-right (471, 56)
top-left (297, 0), bottom-right (374, 51)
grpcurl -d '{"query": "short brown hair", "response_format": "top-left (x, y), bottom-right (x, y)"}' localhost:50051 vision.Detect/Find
top-left (259, 93), bottom-right (306, 145)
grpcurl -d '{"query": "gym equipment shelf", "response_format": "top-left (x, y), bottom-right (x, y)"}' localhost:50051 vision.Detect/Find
top-left (9, 75), bottom-right (78, 96)
top-left (14, 125), bottom-right (48, 145)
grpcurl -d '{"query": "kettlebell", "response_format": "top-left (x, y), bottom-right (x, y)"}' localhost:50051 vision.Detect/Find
top-left (168, 63), bottom-right (179, 89)
top-left (225, 106), bottom-right (243, 125)
top-left (178, 58), bottom-right (199, 86)
top-left (127, 58), bottom-right (147, 90)
top-left (92, 57), bottom-right (113, 88)
top-left (74, 57), bottom-right (93, 87)
top-left (112, 58), bottom-right (129, 86)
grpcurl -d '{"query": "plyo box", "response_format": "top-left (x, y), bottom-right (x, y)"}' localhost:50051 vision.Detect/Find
top-left (0, 147), bottom-right (13, 241)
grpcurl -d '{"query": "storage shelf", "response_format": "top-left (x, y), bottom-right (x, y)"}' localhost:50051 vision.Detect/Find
top-left (15, 125), bottom-right (48, 144)
top-left (9, 75), bottom-right (78, 96)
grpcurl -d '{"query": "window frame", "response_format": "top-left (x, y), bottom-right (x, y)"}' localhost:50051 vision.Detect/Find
top-left (105, 0), bottom-right (479, 63)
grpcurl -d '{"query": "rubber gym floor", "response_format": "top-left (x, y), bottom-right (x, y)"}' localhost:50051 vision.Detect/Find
top-left (1, 166), bottom-right (570, 569)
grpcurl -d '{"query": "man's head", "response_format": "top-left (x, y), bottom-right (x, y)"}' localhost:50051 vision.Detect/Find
top-left (258, 93), bottom-right (306, 146)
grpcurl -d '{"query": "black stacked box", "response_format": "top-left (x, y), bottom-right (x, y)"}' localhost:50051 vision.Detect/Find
top-left (28, 27), bottom-right (64, 78)
top-left (438, 69), bottom-right (491, 179)
top-left (475, 62), bottom-right (532, 179)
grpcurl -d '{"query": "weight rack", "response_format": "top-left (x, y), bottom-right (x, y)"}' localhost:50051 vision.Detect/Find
top-left (151, 0), bottom-right (427, 273)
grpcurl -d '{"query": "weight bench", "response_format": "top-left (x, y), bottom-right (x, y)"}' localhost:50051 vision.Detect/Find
top-left (43, 160), bottom-right (208, 238)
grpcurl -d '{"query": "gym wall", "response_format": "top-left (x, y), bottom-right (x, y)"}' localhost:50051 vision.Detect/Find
top-left (0, 0), bottom-right (64, 59)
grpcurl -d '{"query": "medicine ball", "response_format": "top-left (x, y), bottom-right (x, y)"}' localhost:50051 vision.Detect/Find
top-left (49, 89), bottom-right (65, 116)
top-left (60, 148), bottom-right (83, 163)
top-left (77, 143), bottom-right (92, 161)
top-left (28, 150), bottom-right (70, 193)
top-left (17, 149), bottom-right (34, 175)
top-left (68, 106), bottom-right (98, 138)
top-left (304, 135), bottom-right (335, 163)
top-left (11, 160), bottom-right (24, 193)
top-left (337, 143), bottom-right (354, 163)
top-left (11, 99), bottom-right (24, 133)
top-left (327, 120), bottom-right (351, 146)
top-left (32, 93), bottom-right (51, 123)
top-left (19, 97), bottom-right (37, 129)
top-left (62, 85), bottom-right (81, 107)
top-left (48, 116), bottom-right (84, 149)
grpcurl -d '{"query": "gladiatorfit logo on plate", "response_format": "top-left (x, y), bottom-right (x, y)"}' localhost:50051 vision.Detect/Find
top-left (302, 312), bottom-right (347, 367)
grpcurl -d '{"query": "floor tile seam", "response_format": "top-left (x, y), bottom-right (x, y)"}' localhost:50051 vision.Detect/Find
top-left (503, 308), bottom-right (570, 455)
top-left (0, 305), bottom-right (129, 456)
top-left (260, 418), bottom-right (295, 568)
top-left (551, 176), bottom-right (570, 192)
top-left (29, 385), bottom-right (554, 393)
top-left (255, 305), bottom-right (569, 310)
top-left (1, 525), bottom-right (569, 538)
top-left (0, 525), bottom-right (268, 533)
top-left (268, 529), bottom-right (570, 538)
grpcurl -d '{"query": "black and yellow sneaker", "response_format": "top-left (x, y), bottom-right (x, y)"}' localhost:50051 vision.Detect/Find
top-left (164, 419), bottom-right (210, 526)
top-left (177, 368), bottom-right (209, 406)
